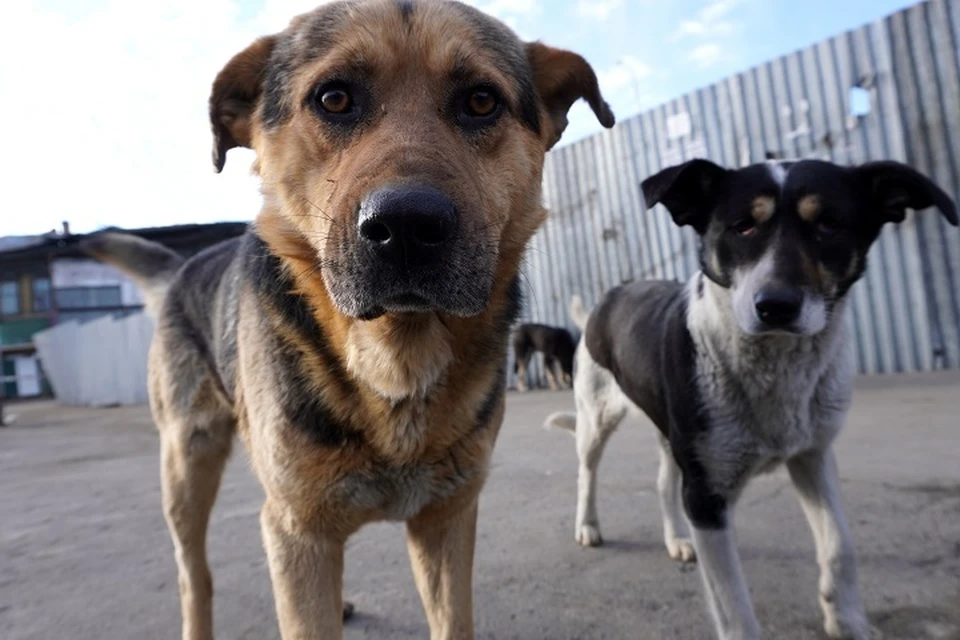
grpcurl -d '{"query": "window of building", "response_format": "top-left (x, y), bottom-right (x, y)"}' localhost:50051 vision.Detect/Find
top-left (54, 286), bottom-right (122, 310)
top-left (32, 278), bottom-right (52, 312)
top-left (1, 281), bottom-right (20, 316)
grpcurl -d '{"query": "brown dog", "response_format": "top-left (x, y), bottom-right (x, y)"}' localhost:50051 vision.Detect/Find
top-left (83, 1), bottom-right (613, 638)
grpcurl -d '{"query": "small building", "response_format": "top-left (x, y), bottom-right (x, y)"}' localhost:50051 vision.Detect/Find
top-left (0, 221), bottom-right (247, 400)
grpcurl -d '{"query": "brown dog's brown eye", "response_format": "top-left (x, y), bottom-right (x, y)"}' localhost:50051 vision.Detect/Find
top-left (467, 90), bottom-right (497, 117)
top-left (320, 88), bottom-right (352, 114)
top-left (456, 86), bottom-right (503, 130)
top-left (310, 81), bottom-right (363, 125)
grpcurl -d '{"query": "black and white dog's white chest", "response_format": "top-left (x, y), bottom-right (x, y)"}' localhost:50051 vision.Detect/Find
top-left (687, 279), bottom-right (855, 493)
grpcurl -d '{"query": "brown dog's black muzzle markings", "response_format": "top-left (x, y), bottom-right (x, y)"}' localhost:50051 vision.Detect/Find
top-left (354, 184), bottom-right (464, 316)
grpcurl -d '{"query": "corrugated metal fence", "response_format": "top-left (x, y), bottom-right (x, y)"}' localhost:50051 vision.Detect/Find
top-left (517, 0), bottom-right (960, 382)
top-left (34, 313), bottom-right (153, 407)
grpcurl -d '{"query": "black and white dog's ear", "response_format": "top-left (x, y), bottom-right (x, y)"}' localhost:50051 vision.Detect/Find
top-left (857, 161), bottom-right (958, 227)
top-left (641, 159), bottom-right (730, 233)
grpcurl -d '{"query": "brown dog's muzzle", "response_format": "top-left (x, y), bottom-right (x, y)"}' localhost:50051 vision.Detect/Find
top-left (324, 183), bottom-right (495, 320)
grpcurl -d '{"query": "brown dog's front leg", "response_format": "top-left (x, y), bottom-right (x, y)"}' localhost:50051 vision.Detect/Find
top-left (261, 501), bottom-right (345, 640)
top-left (407, 499), bottom-right (478, 640)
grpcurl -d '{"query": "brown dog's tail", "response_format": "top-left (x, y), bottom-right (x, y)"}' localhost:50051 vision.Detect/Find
top-left (80, 232), bottom-right (183, 316)
top-left (543, 411), bottom-right (577, 437)
top-left (569, 295), bottom-right (591, 331)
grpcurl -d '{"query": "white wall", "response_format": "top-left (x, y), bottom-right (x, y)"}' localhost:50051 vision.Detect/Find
top-left (34, 313), bottom-right (154, 406)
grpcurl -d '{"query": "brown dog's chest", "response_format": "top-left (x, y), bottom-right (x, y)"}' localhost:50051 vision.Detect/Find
top-left (329, 449), bottom-right (482, 521)
top-left (240, 403), bottom-right (499, 532)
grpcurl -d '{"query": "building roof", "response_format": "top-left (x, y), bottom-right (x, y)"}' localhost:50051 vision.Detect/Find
top-left (0, 222), bottom-right (249, 263)
top-left (0, 236), bottom-right (46, 252)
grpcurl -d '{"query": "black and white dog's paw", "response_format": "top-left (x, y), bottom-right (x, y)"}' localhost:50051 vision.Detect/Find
top-left (823, 608), bottom-right (875, 640)
top-left (665, 536), bottom-right (697, 563)
top-left (575, 523), bottom-right (603, 547)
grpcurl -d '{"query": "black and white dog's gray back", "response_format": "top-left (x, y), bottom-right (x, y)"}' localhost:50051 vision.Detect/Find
top-left (547, 158), bottom-right (958, 640)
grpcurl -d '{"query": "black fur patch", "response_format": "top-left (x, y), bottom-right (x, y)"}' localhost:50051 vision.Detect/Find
top-left (271, 336), bottom-right (364, 448)
top-left (241, 232), bottom-right (364, 448)
top-left (395, 0), bottom-right (414, 22)
top-left (475, 364), bottom-right (506, 431)
top-left (499, 275), bottom-right (524, 332)
top-left (162, 237), bottom-right (243, 404)
top-left (661, 295), bottom-right (727, 529)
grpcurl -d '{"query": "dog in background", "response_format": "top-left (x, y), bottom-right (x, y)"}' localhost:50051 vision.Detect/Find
top-left (547, 157), bottom-right (957, 639)
top-left (512, 323), bottom-right (576, 391)
top-left (83, 1), bottom-right (614, 639)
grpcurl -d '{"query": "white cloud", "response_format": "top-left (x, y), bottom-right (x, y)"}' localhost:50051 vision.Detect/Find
top-left (461, 0), bottom-right (541, 34)
top-left (574, 0), bottom-right (624, 21)
top-left (671, 18), bottom-right (734, 39)
top-left (669, 0), bottom-right (743, 41)
top-left (701, 0), bottom-right (743, 22)
top-left (597, 55), bottom-right (652, 94)
top-left (688, 43), bottom-right (724, 68)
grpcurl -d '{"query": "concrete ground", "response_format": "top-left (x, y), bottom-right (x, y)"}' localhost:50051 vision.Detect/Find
top-left (1, 372), bottom-right (959, 640)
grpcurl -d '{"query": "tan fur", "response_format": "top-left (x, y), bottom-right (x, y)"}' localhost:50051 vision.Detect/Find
top-left (797, 193), bottom-right (822, 222)
top-left (751, 195), bottom-right (776, 224)
top-left (136, 2), bottom-right (614, 640)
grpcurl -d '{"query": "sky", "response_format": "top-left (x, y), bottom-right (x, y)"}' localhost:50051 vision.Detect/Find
top-left (0, 0), bottom-right (918, 237)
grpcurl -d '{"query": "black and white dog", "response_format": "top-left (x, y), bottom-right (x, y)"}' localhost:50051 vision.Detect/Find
top-left (513, 323), bottom-right (577, 391)
top-left (546, 158), bottom-right (958, 639)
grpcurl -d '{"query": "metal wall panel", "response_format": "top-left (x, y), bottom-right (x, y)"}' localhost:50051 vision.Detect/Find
top-left (34, 313), bottom-right (154, 407)
top-left (514, 0), bottom-right (960, 386)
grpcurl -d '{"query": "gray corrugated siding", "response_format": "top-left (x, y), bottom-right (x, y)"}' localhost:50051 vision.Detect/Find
top-left (515, 0), bottom-right (960, 385)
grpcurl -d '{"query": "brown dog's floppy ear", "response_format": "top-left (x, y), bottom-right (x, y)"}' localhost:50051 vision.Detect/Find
top-left (525, 42), bottom-right (615, 149)
top-left (641, 159), bottom-right (730, 234)
top-left (209, 35), bottom-right (278, 173)
top-left (857, 161), bottom-right (958, 227)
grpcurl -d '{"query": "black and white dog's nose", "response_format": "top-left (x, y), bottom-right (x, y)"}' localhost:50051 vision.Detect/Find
top-left (754, 287), bottom-right (803, 327)
top-left (357, 185), bottom-right (458, 268)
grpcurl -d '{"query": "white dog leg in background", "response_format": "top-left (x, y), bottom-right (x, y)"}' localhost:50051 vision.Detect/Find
top-left (657, 437), bottom-right (696, 563)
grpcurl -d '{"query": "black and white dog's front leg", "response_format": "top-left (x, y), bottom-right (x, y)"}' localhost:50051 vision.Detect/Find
top-left (787, 449), bottom-right (870, 640)
top-left (685, 485), bottom-right (761, 640)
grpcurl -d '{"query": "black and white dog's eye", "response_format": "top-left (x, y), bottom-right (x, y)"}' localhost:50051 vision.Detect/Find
top-left (731, 218), bottom-right (757, 237)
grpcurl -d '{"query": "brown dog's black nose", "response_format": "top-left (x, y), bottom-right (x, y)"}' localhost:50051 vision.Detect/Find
top-left (358, 186), bottom-right (458, 268)
top-left (754, 287), bottom-right (803, 327)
